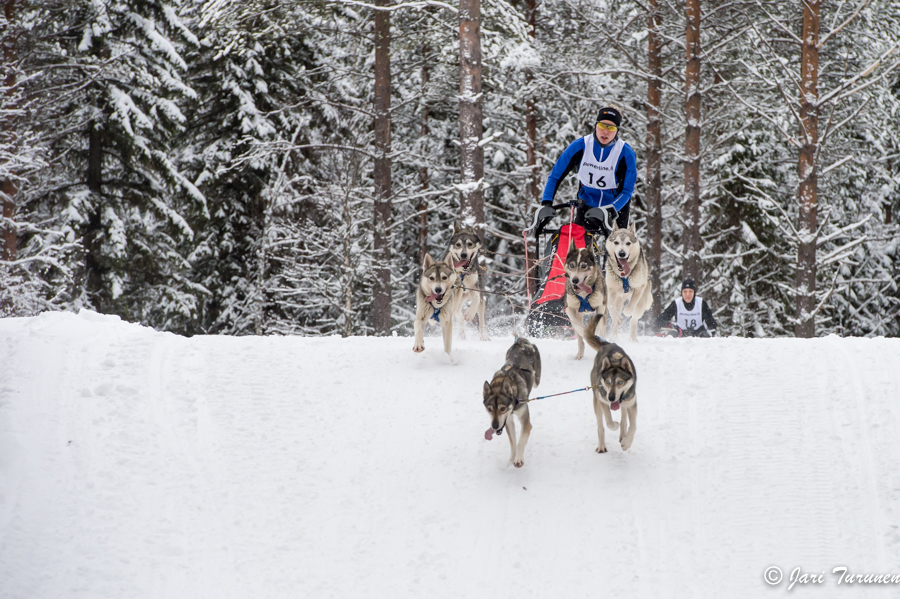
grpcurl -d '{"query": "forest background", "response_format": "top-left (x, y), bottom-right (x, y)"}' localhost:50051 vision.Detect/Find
top-left (1, 0), bottom-right (898, 338)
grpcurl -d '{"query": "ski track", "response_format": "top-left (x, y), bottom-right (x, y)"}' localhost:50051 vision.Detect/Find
top-left (1, 312), bottom-right (899, 597)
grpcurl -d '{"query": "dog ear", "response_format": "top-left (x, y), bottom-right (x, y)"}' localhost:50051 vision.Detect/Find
top-left (453, 221), bottom-right (459, 235)
top-left (629, 221), bottom-right (636, 234)
top-left (423, 253), bottom-right (434, 269)
top-left (483, 381), bottom-right (491, 398)
top-left (566, 240), bottom-right (577, 259)
top-left (612, 220), bottom-right (620, 232)
top-left (443, 253), bottom-right (455, 266)
top-left (601, 356), bottom-right (611, 372)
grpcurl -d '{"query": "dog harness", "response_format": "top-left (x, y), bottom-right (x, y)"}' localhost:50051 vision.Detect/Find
top-left (430, 304), bottom-right (441, 323)
top-left (577, 289), bottom-right (594, 313)
top-left (619, 276), bottom-right (630, 293)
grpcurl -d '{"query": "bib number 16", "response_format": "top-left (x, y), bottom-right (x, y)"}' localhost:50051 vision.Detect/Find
top-left (588, 173), bottom-right (606, 187)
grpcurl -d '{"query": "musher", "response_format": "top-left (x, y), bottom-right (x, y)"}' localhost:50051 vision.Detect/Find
top-left (531, 105), bottom-right (637, 236)
top-left (656, 278), bottom-right (718, 337)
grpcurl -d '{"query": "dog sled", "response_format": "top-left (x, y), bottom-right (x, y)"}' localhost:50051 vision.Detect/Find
top-left (524, 202), bottom-right (603, 337)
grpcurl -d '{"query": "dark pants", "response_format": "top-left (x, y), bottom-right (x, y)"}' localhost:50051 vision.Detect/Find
top-left (574, 202), bottom-right (630, 238)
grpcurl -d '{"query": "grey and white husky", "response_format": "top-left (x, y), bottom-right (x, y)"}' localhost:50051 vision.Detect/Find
top-left (563, 241), bottom-right (607, 360)
top-left (413, 253), bottom-right (464, 360)
top-left (446, 222), bottom-right (489, 341)
top-left (585, 314), bottom-right (637, 453)
top-left (483, 338), bottom-right (541, 468)
top-left (604, 222), bottom-right (653, 341)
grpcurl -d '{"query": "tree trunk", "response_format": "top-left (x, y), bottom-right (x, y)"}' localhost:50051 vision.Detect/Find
top-left (524, 0), bottom-right (538, 297)
top-left (646, 0), bottom-right (663, 324)
top-left (418, 43), bottom-right (429, 263)
top-left (2, 0), bottom-right (17, 261)
top-left (682, 0), bottom-right (701, 282)
top-left (372, 0), bottom-right (392, 335)
top-left (795, 0), bottom-right (820, 338)
top-left (85, 120), bottom-right (105, 308)
top-left (459, 0), bottom-right (484, 229)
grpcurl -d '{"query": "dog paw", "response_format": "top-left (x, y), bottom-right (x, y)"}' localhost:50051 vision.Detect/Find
top-left (513, 459), bottom-right (524, 468)
top-left (413, 344), bottom-right (425, 353)
top-left (608, 422), bottom-right (620, 431)
top-left (479, 333), bottom-right (491, 341)
top-left (621, 439), bottom-right (633, 451)
top-left (596, 445), bottom-right (607, 454)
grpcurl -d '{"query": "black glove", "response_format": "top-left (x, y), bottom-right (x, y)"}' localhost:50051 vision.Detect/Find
top-left (530, 204), bottom-right (555, 233)
top-left (584, 205), bottom-right (618, 231)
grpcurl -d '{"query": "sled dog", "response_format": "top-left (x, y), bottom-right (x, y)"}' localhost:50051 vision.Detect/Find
top-left (413, 253), bottom-right (464, 360)
top-left (446, 222), bottom-right (489, 341)
top-left (604, 222), bottom-right (653, 341)
top-left (563, 241), bottom-right (608, 360)
top-left (483, 338), bottom-right (542, 468)
top-left (585, 314), bottom-right (637, 453)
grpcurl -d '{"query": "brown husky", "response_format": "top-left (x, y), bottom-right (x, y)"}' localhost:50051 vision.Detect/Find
top-left (446, 222), bottom-right (489, 341)
top-left (483, 338), bottom-right (541, 468)
top-left (585, 313), bottom-right (638, 453)
top-left (563, 241), bottom-right (607, 360)
top-left (413, 253), bottom-right (463, 360)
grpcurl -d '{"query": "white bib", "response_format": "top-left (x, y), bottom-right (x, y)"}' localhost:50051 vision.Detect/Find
top-left (577, 136), bottom-right (623, 191)
top-left (676, 297), bottom-right (705, 331)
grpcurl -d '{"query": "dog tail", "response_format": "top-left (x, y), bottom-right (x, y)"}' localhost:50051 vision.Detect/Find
top-left (585, 313), bottom-right (609, 352)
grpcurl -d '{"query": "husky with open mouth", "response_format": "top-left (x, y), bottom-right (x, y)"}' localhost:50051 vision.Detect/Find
top-left (563, 240), bottom-right (607, 360)
top-left (585, 314), bottom-right (637, 453)
top-left (604, 222), bottom-right (653, 341)
top-left (446, 222), bottom-right (489, 341)
top-left (413, 253), bottom-right (463, 361)
top-left (483, 338), bottom-right (541, 467)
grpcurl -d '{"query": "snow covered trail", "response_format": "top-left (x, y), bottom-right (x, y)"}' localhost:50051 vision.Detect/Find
top-left (1, 311), bottom-right (899, 598)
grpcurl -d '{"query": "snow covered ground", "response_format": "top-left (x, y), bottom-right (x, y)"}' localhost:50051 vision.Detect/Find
top-left (1, 311), bottom-right (900, 598)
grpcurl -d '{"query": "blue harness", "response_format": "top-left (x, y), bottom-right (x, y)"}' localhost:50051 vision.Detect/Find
top-left (577, 290), bottom-right (594, 313)
top-left (620, 276), bottom-right (630, 293)
top-left (430, 305), bottom-right (441, 323)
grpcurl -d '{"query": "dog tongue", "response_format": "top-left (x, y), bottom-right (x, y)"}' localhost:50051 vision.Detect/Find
top-left (616, 258), bottom-right (632, 277)
top-left (425, 293), bottom-right (443, 303)
top-left (484, 427), bottom-right (495, 441)
top-left (455, 259), bottom-right (469, 269)
top-left (576, 283), bottom-right (593, 295)
top-left (610, 401), bottom-right (620, 411)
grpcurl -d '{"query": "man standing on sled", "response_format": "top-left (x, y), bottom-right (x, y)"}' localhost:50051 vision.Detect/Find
top-left (532, 105), bottom-right (637, 237)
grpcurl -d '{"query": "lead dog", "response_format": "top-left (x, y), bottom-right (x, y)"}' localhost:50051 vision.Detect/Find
top-left (413, 253), bottom-right (464, 360)
top-left (563, 241), bottom-right (607, 360)
top-left (446, 222), bottom-right (489, 341)
top-left (585, 313), bottom-right (637, 453)
top-left (605, 222), bottom-right (653, 341)
top-left (483, 338), bottom-right (541, 468)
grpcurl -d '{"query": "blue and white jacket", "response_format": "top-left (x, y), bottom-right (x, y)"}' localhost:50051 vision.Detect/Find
top-left (541, 133), bottom-right (637, 211)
